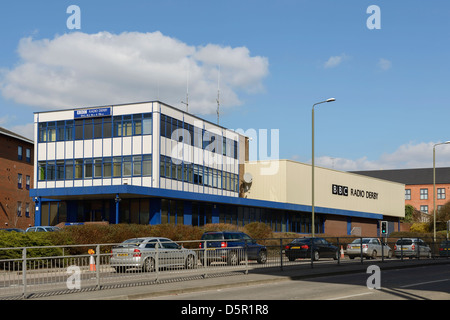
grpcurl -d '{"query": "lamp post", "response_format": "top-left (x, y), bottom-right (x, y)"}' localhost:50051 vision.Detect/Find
top-left (433, 141), bottom-right (450, 241)
top-left (311, 98), bottom-right (335, 237)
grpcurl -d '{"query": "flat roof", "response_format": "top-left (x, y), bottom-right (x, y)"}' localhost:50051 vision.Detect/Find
top-left (351, 167), bottom-right (450, 185)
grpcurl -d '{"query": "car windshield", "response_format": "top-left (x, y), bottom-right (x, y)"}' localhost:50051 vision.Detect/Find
top-left (396, 239), bottom-right (413, 245)
top-left (291, 238), bottom-right (310, 244)
top-left (202, 233), bottom-right (224, 240)
top-left (351, 239), bottom-right (371, 244)
top-left (120, 238), bottom-right (145, 247)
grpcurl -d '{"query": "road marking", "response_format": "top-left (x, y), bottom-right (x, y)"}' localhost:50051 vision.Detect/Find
top-left (327, 291), bottom-right (374, 300)
top-left (400, 279), bottom-right (450, 288)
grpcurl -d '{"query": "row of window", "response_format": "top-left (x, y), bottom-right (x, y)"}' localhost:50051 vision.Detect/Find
top-left (18, 173), bottom-right (31, 190)
top-left (161, 114), bottom-right (238, 159)
top-left (17, 201), bottom-right (32, 217)
top-left (405, 188), bottom-right (446, 200)
top-left (160, 155), bottom-right (239, 192)
top-left (38, 113), bottom-right (152, 142)
top-left (18, 146), bottom-right (32, 163)
top-left (38, 155), bottom-right (152, 181)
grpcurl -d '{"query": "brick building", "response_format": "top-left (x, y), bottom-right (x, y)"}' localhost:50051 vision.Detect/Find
top-left (0, 127), bottom-right (35, 229)
top-left (352, 167), bottom-right (450, 218)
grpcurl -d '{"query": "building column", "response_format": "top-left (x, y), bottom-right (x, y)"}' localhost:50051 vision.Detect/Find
top-left (34, 197), bottom-right (41, 226)
top-left (149, 198), bottom-right (161, 225)
top-left (183, 201), bottom-right (192, 225)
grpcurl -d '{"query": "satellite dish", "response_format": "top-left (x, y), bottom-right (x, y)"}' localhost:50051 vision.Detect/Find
top-left (243, 172), bottom-right (253, 184)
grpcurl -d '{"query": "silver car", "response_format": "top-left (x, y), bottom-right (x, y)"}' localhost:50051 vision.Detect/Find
top-left (110, 237), bottom-right (197, 273)
top-left (394, 238), bottom-right (431, 259)
top-left (346, 238), bottom-right (392, 259)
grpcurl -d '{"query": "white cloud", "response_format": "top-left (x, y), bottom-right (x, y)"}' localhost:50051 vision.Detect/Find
top-left (324, 54), bottom-right (347, 69)
top-left (378, 58), bottom-right (392, 71)
top-left (314, 141), bottom-right (450, 171)
top-left (0, 31), bottom-right (269, 115)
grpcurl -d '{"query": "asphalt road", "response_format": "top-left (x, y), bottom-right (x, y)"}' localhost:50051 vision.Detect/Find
top-left (146, 264), bottom-right (450, 300)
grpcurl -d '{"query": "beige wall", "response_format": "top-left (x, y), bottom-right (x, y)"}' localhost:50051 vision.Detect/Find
top-left (243, 160), bottom-right (405, 218)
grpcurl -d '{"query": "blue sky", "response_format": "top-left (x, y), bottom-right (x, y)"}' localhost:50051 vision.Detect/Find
top-left (1, 1), bottom-right (450, 170)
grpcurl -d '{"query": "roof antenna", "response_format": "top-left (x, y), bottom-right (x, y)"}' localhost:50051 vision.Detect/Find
top-left (216, 65), bottom-right (220, 125)
top-left (181, 64), bottom-right (189, 112)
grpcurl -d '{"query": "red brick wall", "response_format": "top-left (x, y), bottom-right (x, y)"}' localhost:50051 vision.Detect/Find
top-left (0, 133), bottom-right (34, 230)
top-left (405, 184), bottom-right (450, 215)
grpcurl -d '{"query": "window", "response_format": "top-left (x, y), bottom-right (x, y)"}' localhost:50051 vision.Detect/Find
top-left (94, 158), bottom-right (102, 178)
top-left (25, 203), bottom-right (30, 217)
top-left (65, 160), bottom-right (74, 179)
top-left (26, 148), bottom-right (31, 163)
top-left (84, 159), bottom-right (93, 178)
top-left (142, 113), bottom-right (152, 135)
top-left (438, 188), bottom-right (446, 200)
top-left (103, 157), bottom-right (112, 178)
top-left (56, 161), bottom-right (65, 180)
top-left (75, 160), bottom-right (83, 179)
top-left (38, 162), bottom-right (46, 181)
top-left (26, 175), bottom-right (30, 190)
top-left (17, 202), bottom-right (22, 217)
top-left (420, 188), bottom-right (428, 200)
top-left (405, 189), bottom-right (411, 200)
top-left (18, 173), bottom-right (22, 189)
top-left (113, 157), bottom-right (122, 177)
top-left (123, 156), bottom-right (132, 176)
top-left (18, 146), bottom-right (23, 160)
top-left (143, 155), bottom-right (152, 176)
top-left (133, 156), bottom-right (142, 176)
top-left (420, 205), bottom-right (428, 213)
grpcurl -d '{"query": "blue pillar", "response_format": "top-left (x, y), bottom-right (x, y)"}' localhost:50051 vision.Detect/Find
top-left (115, 194), bottom-right (120, 224)
top-left (34, 197), bottom-right (42, 226)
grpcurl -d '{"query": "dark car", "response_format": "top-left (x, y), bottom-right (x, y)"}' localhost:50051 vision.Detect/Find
top-left (198, 231), bottom-right (267, 265)
top-left (284, 237), bottom-right (339, 261)
top-left (0, 228), bottom-right (25, 233)
top-left (439, 240), bottom-right (450, 257)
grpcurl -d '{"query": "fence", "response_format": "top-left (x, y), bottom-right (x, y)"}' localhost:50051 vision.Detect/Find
top-left (0, 236), bottom-right (448, 299)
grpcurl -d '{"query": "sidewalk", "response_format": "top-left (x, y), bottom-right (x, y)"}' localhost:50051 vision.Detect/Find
top-left (33, 258), bottom-right (450, 300)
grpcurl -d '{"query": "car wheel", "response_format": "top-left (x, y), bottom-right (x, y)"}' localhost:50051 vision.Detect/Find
top-left (143, 257), bottom-right (155, 272)
top-left (371, 250), bottom-right (377, 259)
top-left (257, 250), bottom-right (267, 264)
top-left (185, 255), bottom-right (196, 269)
top-left (227, 251), bottom-right (239, 265)
top-left (114, 266), bottom-right (126, 273)
top-left (313, 251), bottom-right (320, 261)
top-left (333, 250), bottom-right (339, 260)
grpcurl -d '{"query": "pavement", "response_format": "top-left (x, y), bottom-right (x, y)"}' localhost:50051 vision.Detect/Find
top-left (32, 258), bottom-right (450, 300)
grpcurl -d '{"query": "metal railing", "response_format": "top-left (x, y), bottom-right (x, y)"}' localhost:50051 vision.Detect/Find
top-left (0, 236), bottom-right (448, 299)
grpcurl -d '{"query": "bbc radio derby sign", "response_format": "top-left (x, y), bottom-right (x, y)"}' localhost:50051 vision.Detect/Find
top-left (332, 184), bottom-right (379, 200)
top-left (74, 107), bottom-right (111, 119)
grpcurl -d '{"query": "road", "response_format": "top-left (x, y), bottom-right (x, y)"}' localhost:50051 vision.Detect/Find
top-left (146, 264), bottom-right (450, 300)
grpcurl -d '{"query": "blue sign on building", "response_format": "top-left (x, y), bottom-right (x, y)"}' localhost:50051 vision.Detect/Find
top-left (74, 107), bottom-right (111, 118)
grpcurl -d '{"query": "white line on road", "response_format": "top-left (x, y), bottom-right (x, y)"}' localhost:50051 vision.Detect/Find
top-left (327, 291), bottom-right (374, 300)
top-left (400, 279), bottom-right (450, 288)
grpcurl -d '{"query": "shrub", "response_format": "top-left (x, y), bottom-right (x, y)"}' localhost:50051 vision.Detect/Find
top-left (243, 222), bottom-right (273, 240)
top-left (410, 222), bottom-right (430, 233)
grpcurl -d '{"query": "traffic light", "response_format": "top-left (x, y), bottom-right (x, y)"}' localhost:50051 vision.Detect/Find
top-left (381, 221), bottom-right (388, 235)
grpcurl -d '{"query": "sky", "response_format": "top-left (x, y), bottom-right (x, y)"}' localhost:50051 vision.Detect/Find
top-left (1, 0), bottom-right (450, 171)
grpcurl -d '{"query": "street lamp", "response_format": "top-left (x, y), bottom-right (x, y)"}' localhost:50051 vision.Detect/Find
top-left (433, 141), bottom-right (450, 241)
top-left (312, 98), bottom-right (336, 237)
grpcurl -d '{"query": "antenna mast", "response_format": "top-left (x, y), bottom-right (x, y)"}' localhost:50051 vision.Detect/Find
top-left (216, 66), bottom-right (220, 125)
top-left (181, 64), bottom-right (189, 112)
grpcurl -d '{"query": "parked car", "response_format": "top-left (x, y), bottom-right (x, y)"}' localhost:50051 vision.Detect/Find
top-left (394, 238), bottom-right (431, 258)
top-left (198, 231), bottom-right (267, 265)
top-left (110, 237), bottom-right (197, 273)
top-left (0, 228), bottom-right (25, 233)
top-left (284, 237), bottom-right (338, 261)
top-left (346, 238), bottom-right (392, 259)
top-left (439, 240), bottom-right (450, 257)
top-left (25, 226), bottom-right (61, 232)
